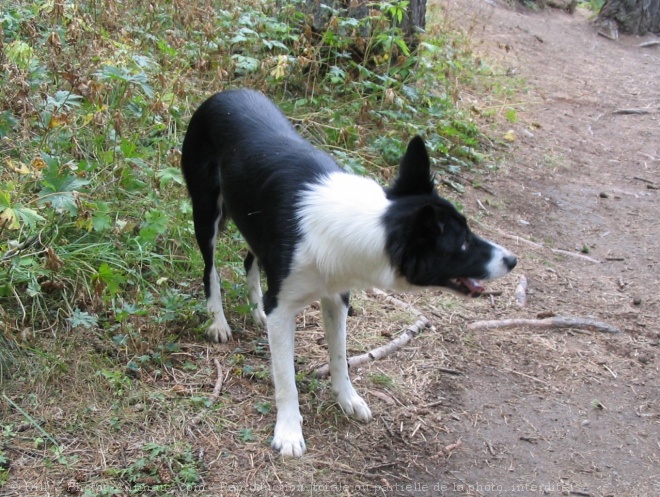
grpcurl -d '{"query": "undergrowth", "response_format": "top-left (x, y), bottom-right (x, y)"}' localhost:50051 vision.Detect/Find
top-left (0, 0), bottom-right (493, 346)
top-left (0, 1), bottom-right (507, 494)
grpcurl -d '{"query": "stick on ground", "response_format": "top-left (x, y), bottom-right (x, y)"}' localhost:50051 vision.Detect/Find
top-left (467, 316), bottom-right (621, 334)
top-left (313, 316), bottom-right (430, 378)
top-left (189, 358), bottom-right (223, 426)
top-left (514, 274), bottom-right (528, 307)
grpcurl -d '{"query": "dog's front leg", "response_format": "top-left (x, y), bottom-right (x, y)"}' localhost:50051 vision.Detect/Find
top-left (322, 293), bottom-right (372, 422)
top-left (268, 305), bottom-right (306, 457)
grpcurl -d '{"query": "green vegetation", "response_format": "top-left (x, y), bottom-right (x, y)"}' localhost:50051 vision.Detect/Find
top-left (579, 0), bottom-right (605, 12)
top-left (1, 0), bottom-right (492, 353)
top-left (0, 0), bottom-right (504, 493)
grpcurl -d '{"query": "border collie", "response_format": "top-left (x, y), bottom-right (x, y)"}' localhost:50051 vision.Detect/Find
top-left (181, 89), bottom-right (516, 457)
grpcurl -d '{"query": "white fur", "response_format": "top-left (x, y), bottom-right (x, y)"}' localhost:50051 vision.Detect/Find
top-left (207, 266), bottom-right (232, 342)
top-left (246, 258), bottom-right (268, 327)
top-left (294, 173), bottom-right (409, 298)
top-left (205, 195), bottom-right (233, 342)
top-left (485, 242), bottom-right (515, 280)
top-left (321, 295), bottom-right (372, 421)
top-left (268, 304), bottom-right (305, 457)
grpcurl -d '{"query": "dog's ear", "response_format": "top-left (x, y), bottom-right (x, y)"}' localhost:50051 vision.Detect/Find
top-left (387, 136), bottom-right (434, 198)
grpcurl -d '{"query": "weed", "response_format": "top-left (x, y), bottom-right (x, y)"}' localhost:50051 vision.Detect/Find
top-left (0, 0), bottom-right (492, 340)
top-left (369, 372), bottom-right (395, 388)
top-left (579, 0), bottom-right (605, 12)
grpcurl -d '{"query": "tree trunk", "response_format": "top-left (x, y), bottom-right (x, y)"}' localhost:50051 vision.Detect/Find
top-left (401, 0), bottom-right (427, 36)
top-left (306, 0), bottom-right (426, 42)
top-left (597, 0), bottom-right (660, 35)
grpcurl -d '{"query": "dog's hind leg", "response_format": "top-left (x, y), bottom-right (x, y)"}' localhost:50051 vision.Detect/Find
top-left (322, 293), bottom-right (372, 422)
top-left (192, 193), bottom-right (232, 343)
top-left (244, 251), bottom-right (267, 327)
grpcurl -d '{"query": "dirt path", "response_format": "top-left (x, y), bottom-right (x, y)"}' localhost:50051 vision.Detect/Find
top-left (417, 2), bottom-right (659, 496)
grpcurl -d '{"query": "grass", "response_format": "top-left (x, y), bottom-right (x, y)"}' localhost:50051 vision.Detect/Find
top-left (0, 0), bottom-right (492, 343)
top-left (0, 0), bottom-right (512, 495)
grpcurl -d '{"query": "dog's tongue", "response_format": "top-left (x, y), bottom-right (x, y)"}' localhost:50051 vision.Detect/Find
top-left (459, 278), bottom-right (485, 295)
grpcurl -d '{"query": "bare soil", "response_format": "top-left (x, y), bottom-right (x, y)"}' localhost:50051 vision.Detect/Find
top-left (2, 2), bottom-right (658, 497)
top-left (415, 1), bottom-right (660, 496)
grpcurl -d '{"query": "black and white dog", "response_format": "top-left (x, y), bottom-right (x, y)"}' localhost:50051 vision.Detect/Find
top-left (181, 89), bottom-right (516, 457)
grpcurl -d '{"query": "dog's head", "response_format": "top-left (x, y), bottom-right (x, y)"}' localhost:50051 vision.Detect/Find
top-left (383, 136), bottom-right (516, 296)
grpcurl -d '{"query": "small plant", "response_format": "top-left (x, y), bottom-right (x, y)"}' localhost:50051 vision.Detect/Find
top-left (255, 401), bottom-right (273, 415)
top-left (98, 369), bottom-right (132, 397)
top-left (369, 372), bottom-right (395, 388)
top-left (238, 428), bottom-right (256, 443)
top-left (98, 442), bottom-right (204, 496)
top-left (579, 0), bottom-right (605, 12)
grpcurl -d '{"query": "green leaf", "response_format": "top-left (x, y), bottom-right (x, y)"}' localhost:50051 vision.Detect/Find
top-left (5, 40), bottom-right (34, 70)
top-left (155, 167), bottom-right (184, 187)
top-left (11, 206), bottom-right (46, 229)
top-left (38, 162), bottom-right (89, 214)
top-left (67, 309), bottom-right (98, 329)
top-left (231, 55), bottom-right (260, 74)
top-left (94, 262), bottom-right (126, 298)
top-left (138, 210), bottom-right (169, 243)
top-left (238, 428), bottom-right (255, 442)
top-left (255, 402), bottom-right (272, 415)
top-left (505, 108), bottom-right (518, 123)
top-left (91, 201), bottom-right (112, 232)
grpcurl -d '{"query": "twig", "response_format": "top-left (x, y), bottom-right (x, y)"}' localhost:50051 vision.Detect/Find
top-left (638, 40), bottom-right (660, 48)
top-left (514, 275), bottom-right (528, 307)
top-left (189, 358), bottom-right (223, 425)
top-left (612, 108), bottom-right (652, 115)
top-left (438, 367), bottom-right (463, 376)
top-left (480, 225), bottom-right (602, 264)
top-left (3, 394), bottom-right (59, 447)
top-left (504, 368), bottom-right (556, 390)
top-left (369, 288), bottom-right (426, 318)
top-left (467, 316), bottom-right (620, 334)
top-left (313, 317), bottom-right (430, 378)
top-left (550, 248), bottom-right (601, 264)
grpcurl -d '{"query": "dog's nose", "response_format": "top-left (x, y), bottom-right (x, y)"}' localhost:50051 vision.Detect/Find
top-left (504, 255), bottom-right (517, 271)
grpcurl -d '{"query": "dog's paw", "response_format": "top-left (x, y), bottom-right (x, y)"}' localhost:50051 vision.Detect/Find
top-left (207, 320), bottom-right (232, 343)
top-left (336, 390), bottom-right (372, 422)
top-left (251, 308), bottom-right (268, 328)
top-left (272, 420), bottom-right (306, 458)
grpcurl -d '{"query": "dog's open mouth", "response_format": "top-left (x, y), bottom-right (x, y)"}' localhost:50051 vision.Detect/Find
top-left (446, 277), bottom-right (485, 297)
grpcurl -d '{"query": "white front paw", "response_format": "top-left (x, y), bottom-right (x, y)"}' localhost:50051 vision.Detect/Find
top-left (207, 320), bottom-right (232, 343)
top-left (336, 389), bottom-right (372, 422)
top-left (272, 418), bottom-right (306, 458)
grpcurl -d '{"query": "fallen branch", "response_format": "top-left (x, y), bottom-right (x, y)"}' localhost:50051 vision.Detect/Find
top-left (467, 316), bottom-right (620, 334)
top-left (189, 358), bottom-right (223, 426)
top-left (487, 228), bottom-right (602, 264)
top-left (612, 108), bottom-right (652, 115)
top-left (369, 288), bottom-right (426, 318)
top-left (550, 248), bottom-right (601, 264)
top-left (638, 40), bottom-right (660, 48)
top-left (313, 316), bottom-right (430, 378)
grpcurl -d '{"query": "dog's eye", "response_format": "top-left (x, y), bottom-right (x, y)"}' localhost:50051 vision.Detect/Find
top-left (460, 242), bottom-right (469, 252)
